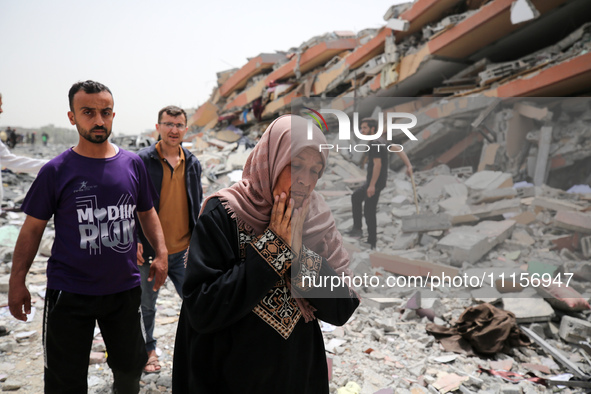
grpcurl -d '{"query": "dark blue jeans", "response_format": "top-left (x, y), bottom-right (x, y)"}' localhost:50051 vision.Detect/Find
top-left (139, 248), bottom-right (187, 352)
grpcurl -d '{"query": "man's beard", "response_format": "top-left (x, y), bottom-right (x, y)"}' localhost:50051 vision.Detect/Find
top-left (78, 126), bottom-right (111, 144)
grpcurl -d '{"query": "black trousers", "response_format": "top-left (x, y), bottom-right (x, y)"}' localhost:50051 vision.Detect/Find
top-left (43, 286), bottom-right (147, 394)
top-left (351, 184), bottom-right (382, 246)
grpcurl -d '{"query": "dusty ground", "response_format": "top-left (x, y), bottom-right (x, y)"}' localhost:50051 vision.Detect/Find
top-left (0, 143), bottom-right (589, 393)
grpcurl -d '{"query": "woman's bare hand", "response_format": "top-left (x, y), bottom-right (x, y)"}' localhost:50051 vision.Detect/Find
top-left (290, 198), bottom-right (310, 259)
top-left (269, 192), bottom-right (293, 247)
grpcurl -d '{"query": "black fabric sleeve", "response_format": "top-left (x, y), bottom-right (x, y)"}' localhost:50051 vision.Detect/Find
top-left (181, 198), bottom-right (294, 334)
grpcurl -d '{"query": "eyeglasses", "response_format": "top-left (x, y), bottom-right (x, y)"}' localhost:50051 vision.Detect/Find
top-left (160, 122), bottom-right (186, 129)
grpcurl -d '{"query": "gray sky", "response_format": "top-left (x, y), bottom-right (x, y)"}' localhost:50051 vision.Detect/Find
top-left (0, 0), bottom-right (405, 135)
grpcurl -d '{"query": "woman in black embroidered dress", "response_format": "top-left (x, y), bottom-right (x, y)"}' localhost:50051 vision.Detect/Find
top-left (172, 115), bottom-right (359, 393)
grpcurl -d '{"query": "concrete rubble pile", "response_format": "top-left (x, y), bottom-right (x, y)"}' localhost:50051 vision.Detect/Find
top-left (4, 142), bottom-right (591, 393)
top-left (317, 150), bottom-right (591, 392)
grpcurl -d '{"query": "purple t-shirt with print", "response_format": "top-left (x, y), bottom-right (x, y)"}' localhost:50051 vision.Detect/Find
top-left (22, 147), bottom-right (157, 295)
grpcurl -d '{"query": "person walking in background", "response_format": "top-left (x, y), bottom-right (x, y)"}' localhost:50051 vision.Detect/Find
top-left (136, 105), bottom-right (202, 373)
top-left (347, 117), bottom-right (413, 250)
top-left (8, 81), bottom-right (168, 393)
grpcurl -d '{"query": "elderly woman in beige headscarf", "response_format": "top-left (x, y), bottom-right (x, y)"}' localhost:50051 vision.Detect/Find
top-left (172, 114), bottom-right (359, 393)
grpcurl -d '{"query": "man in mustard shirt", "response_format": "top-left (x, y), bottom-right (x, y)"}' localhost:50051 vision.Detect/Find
top-left (136, 105), bottom-right (203, 373)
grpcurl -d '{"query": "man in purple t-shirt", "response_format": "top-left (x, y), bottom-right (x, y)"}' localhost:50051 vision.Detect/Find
top-left (8, 81), bottom-right (168, 393)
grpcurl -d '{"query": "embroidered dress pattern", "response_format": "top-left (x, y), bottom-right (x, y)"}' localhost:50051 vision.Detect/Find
top-left (239, 225), bottom-right (301, 339)
top-left (293, 246), bottom-right (322, 292)
top-left (253, 278), bottom-right (301, 340)
top-left (252, 229), bottom-right (293, 276)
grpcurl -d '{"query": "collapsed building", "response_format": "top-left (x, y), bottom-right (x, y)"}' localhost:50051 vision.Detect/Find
top-left (188, 0), bottom-right (591, 188)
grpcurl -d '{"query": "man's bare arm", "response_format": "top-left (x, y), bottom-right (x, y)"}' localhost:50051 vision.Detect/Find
top-left (9, 215), bottom-right (48, 321)
top-left (137, 208), bottom-right (168, 291)
top-left (397, 150), bottom-right (413, 176)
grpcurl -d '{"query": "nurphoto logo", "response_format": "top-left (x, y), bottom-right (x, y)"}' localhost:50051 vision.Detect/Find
top-left (303, 107), bottom-right (418, 153)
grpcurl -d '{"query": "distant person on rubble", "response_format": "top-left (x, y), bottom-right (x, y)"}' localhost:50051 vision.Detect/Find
top-left (0, 93), bottom-right (48, 212)
top-left (136, 105), bottom-right (203, 373)
top-left (7, 127), bottom-right (18, 149)
top-left (346, 117), bottom-right (413, 250)
top-left (7, 81), bottom-right (168, 393)
top-left (41, 132), bottom-right (49, 146)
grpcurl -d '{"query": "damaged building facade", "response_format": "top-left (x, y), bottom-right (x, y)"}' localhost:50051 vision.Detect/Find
top-left (189, 0), bottom-right (591, 188)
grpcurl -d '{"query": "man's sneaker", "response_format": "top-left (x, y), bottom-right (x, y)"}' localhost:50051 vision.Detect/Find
top-left (346, 228), bottom-right (363, 238)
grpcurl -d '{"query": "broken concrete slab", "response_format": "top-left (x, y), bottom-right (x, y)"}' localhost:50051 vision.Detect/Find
top-left (390, 195), bottom-right (408, 207)
top-left (391, 232), bottom-right (419, 250)
top-left (471, 188), bottom-right (518, 204)
top-left (511, 211), bottom-right (537, 225)
top-left (514, 102), bottom-right (552, 121)
top-left (402, 213), bottom-right (452, 233)
top-left (511, 230), bottom-right (535, 246)
top-left (370, 252), bottom-right (459, 278)
top-left (363, 297), bottom-right (402, 310)
top-left (477, 143), bottom-right (501, 173)
top-left (443, 183), bottom-right (468, 198)
top-left (450, 213), bottom-right (480, 226)
top-left (554, 211), bottom-right (591, 234)
top-left (559, 316), bottom-right (591, 344)
top-left (471, 287), bottom-right (502, 304)
top-left (437, 220), bottom-right (516, 265)
top-left (502, 297), bottom-right (554, 323)
top-left (438, 196), bottom-right (469, 214)
top-left (532, 197), bottom-right (584, 212)
top-left (417, 175), bottom-right (461, 200)
top-left (438, 230), bottom-right (492, 265)
top-left (470, 198), bottom-right (521, 219)
top-left (391, 205), bottom-right (417, 218)
top-left (386, 18), bottom-right (410, 32)
top-left (464, 171), bottom-right (513, 191)
top-left (433, 372), bottom-right (469, 394)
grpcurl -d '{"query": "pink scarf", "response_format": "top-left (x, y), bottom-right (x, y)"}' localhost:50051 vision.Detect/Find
top-left (202, 114), bottom-right (352, 277)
